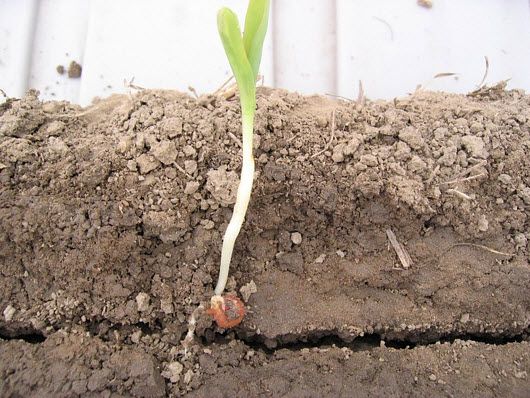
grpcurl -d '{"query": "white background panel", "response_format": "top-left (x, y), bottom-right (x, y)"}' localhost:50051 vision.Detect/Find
top-left (79, 0), bottom-right (274, 105)
top-left (337, 0), bottom-right (530, 99)
top-left (0, 0), bottom-right (529, 104)
top-left (0, 0), bottom-right (37, 98)
top-left (29, 0), bottom-right (90, 102)
top-left (272, 0), bottom-right (336, 95)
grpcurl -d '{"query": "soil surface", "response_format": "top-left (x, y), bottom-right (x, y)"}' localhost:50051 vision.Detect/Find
top-left (0, 85), bottom-right (529, 397)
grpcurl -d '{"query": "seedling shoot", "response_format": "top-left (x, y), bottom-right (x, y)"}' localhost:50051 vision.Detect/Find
top-left (207, 0), bottom-right (270, 327)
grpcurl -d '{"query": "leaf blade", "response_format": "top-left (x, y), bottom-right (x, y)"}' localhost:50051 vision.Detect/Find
top-left (217, 7), bottom-right (256, 115)
top-left (243, 0), bottom-right (270, 79)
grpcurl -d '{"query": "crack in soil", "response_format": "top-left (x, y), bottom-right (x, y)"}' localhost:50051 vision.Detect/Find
top-left (207, 326), bottom-right (530, 354)
top-left (0, 324), bottom-right (46, 344)
top-left (85, 318), bottom-right (163, 339)
top-left (3, 316), bottom-right (528, 354)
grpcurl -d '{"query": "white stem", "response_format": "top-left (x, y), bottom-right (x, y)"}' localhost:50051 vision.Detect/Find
top-left (214, 114), bottom-right (255, 295)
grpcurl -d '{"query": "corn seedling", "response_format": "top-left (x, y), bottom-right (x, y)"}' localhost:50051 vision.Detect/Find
top-left (207, 0), bottom-right (270, 328)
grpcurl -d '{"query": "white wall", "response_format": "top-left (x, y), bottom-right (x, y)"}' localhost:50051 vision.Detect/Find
top-left (1, 0), bottom-right (529, 105)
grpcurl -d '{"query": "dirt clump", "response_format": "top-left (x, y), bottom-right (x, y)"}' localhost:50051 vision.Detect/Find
top-left (67, 60), bottom-right (82, 78)
top-left (0, 86), bottom-right (529, 396)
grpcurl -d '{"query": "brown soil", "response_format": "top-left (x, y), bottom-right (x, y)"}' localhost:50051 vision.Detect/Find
top-left (0, 86), bottom-right (529, 397)
top-left (67, 61), bottom-right (82, 79)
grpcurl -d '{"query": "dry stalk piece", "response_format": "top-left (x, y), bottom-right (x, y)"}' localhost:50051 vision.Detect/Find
top-left (325, 93), bottom-right (354, 102)
top-left (220, 83), bottom-right (238, 100)
top-left (468, 79), bottom-right (510, 98)
top-left (439, 161), bottom-right (487, 186)
top-left (174, 163), bottom-right (193, 179)
top-left (415, 72), bottom-right (458, 93)
top-left (214, 75), bottom-right (235, 95)
top-left (356, 80), bottom-right (366, 107)
top-left (417, 0), bottom-right (433, 8)
top-left (188, 86), bottom-right (199, 99)
top-left (386, 228), bottom-right (413, 269)
top-left (450, 243), bottom-right (514, 258)
top-left (372, 17), bottom-right (394, 41)
top-left (446, 188), bottom-right (473, 201)
top-left (228, 131), bottom-right (243, 148)
top-left (477, 56), bottom-right (490, 89)
top-left (441, 173), bottom-right (487, 187)
top-left (123, 76), bottom-right (145, 91)
top-left (433, 72), bottom-right (458, 79)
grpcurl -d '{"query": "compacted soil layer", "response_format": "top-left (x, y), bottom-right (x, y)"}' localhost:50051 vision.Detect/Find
top-left (0, 85), bottom-right (529, 396)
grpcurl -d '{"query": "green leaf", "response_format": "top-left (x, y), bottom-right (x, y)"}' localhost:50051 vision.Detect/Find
top-left (243, 0), bottom-right (270, 79)
top-left (217, 7), bottom-right (256, 115)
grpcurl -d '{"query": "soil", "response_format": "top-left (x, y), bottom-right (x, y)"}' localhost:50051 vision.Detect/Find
top-left (67, 61), bottom-right (82, 79)
top-left (0, 85), bottom-right (529, 397)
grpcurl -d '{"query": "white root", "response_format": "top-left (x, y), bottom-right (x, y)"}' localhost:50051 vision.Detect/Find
top-left (181, 303), bottom-right (205, 356)
top-left (214, 115), bottom-right (255, 296)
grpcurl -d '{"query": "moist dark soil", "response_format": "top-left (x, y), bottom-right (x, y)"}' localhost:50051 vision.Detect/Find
top-left (0, 86), bottom-right (529, 397)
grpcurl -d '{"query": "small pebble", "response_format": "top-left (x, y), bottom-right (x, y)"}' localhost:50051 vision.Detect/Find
top-left (183, 145), bottom-right (197, 157)
top-left (514, 233), bottom-right (527, 248)
top-left (429, 374), bottom-right (437, 381)
top-left (477, 215), bottom-right (489, 232)
top-left (202, 220), bottom-right (215, 230)
top-left (131, 330), bottom-right (142, 344)
top-left (291, 232), bottom-right (302, 245)
top-left (162, 362), bottom-right (184, 383)
top-left (184, 181), bottom-right (200, 195)
top-left (136, 293), bottom-right (150, 312)
top-left (314, 254), bottom-right (326, 263)
top-left (126, 160), bottom-right (137, 171)
top-left (332, 144), bottom-right (345, 163)
top-left (160, 299), bottom-right (174, 315)
top-left (184, 160), bottom-right (198, 174)
top-left (136, 154), bottom-right (159, 174)
top-left (498, 174), bottom-right (512, 184)
top-left (514, 371), bottom-right (527, 379)
top-left (3, 305), bottom-right (16, 321)
top-left (240, 280), bottom-right (258, 302)
top-left (184, 369), bottom-right (194, 385)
